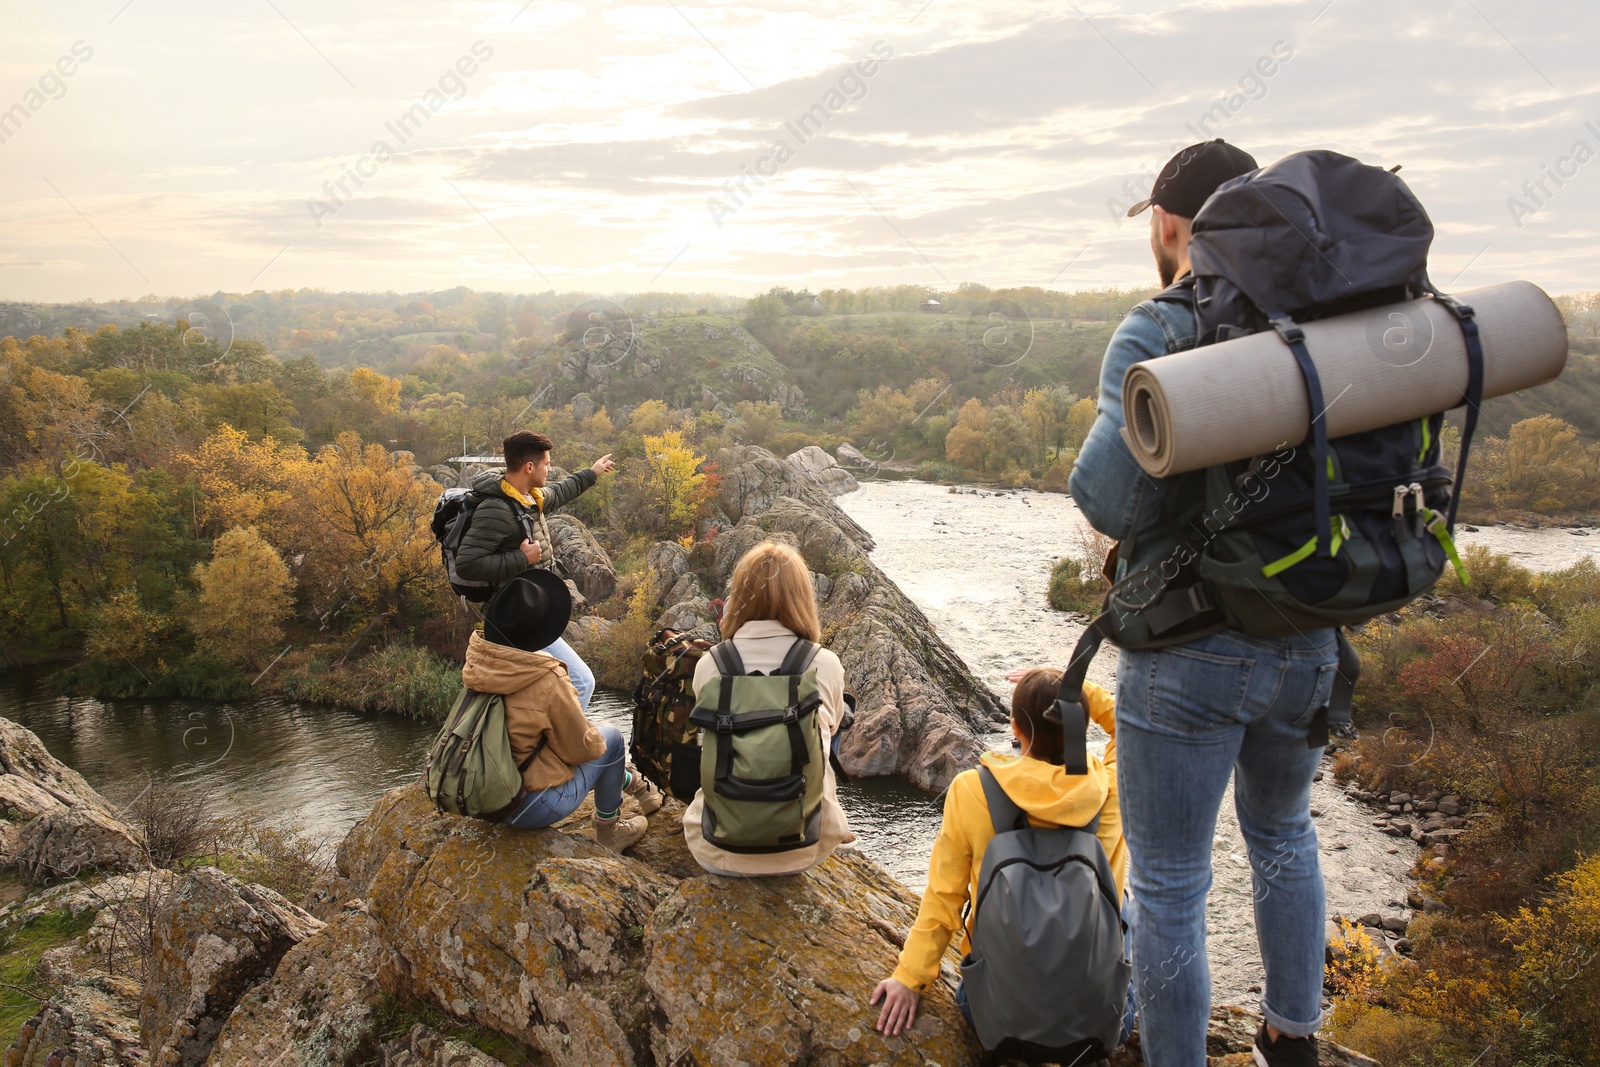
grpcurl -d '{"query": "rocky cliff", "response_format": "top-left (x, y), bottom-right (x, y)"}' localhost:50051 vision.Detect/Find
top-left (635, 444), bottom-right (1007, 793)
top-left (0, 719), bottom-right (1381, 1066)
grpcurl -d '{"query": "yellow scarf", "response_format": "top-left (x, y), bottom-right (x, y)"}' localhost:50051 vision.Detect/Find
top-left (500, 479), bottom-right (543, 511)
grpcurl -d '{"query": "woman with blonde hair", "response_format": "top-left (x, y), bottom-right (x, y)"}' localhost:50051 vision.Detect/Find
top-left (682, 540), bottom-right (854, 875)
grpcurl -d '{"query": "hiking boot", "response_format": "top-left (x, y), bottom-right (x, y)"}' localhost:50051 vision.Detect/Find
top-left (1253, 1023), bottom-right (1318, 1067)
top-left (594, 812), bottom-right (647, 852)
top-left (623, 766), bottom-right (664, 815)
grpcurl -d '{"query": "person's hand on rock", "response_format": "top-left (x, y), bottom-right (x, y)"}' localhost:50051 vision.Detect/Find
top-left (871, 977), bottom-right (919, 1036)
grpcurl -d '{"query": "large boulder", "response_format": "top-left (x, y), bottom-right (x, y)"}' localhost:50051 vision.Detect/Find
top-left (0, 718), bottom-right (145, 884)
top-left (549, 513), bottom-right (618, 603)
top-left (13, 807), bottom-right (147, 887)
top-left (5, 972), bottom-right (145, 1067)
top-left (712, 445), bottom-right (874, 550)
top-left (784, 445), bottom-right (859, 497)
top-left (335, 783), bottom-right (980, 1067)
top-left (140, 867), bottom-right (325, 1066)
top-left (209, 905), bottom-right (388, 1066)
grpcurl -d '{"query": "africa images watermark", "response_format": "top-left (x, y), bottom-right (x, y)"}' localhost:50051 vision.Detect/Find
top-left (0, 40), bottom-right (95, 148)
top-left (1505, 116), bottom-right (1600, 229)
top-left (706, 40), bottom-right (895, 228)
top-left (1105, 39), bottom-right (1295, 225)
top-left (306, 40), bottom-right (495, 227)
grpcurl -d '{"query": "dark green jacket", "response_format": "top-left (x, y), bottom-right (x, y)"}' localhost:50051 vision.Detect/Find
top-left (454, 466), bottom-right (597, 591)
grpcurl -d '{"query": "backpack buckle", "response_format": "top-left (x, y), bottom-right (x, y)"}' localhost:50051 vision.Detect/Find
top-left (782, 707), bottom-right (798, 724)
top-left (1269, 315), bottom-right (1304, 345)
top-left (715, 715), bottom-right (734, 733)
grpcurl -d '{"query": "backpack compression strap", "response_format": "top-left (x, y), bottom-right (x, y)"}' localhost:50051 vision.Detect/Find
top-left (1038, 617), bottom-right (1105, 776)
top-left (1270, 314), bottom-right (1335, 559)
top-left (1430, 292), bottom-right (1486, 531)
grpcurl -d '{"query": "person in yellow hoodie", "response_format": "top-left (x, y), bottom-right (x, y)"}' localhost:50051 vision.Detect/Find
top-left (461, 570), bottom-right (662, 851)
top-left (870, 667), bottom-right (1132, 1038)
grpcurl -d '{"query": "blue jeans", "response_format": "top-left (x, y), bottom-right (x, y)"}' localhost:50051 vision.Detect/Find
top-left (1117, 628), bottom-right (1337, 1065)
top-left (502, 724), bottom-right (626, 828)
top-left (542, 636), bottom-right (596, 710)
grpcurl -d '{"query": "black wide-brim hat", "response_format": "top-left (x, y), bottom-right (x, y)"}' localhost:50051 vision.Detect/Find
top-left (483, 570), bottom-right (572, 654)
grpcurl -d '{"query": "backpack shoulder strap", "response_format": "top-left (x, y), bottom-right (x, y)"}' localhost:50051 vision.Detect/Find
top-left (1039, 619), bottom-right (1103, 775)
top-left (710, 641), bottom-right (747, 677)
top-left (776, 638), bottom-right (820, 676)
top-left (1149, 274), bottom-right (1198, 308)
top-left (977, 765), bottom-right (1028, 835)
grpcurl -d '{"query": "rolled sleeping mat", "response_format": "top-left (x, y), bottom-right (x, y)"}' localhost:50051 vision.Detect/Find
top-left (1119, 280), bottom-right (1569, 477)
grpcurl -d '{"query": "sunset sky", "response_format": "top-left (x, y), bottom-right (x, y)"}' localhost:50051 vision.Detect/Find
top-left (2, 0), bottom-right (1596, 302)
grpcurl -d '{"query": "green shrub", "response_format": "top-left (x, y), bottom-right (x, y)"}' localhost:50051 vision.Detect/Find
top-left (912, 460), bottom-right (965, 483)
top-left (1047, 557), bottom-right (1104, 614)
top-left (280, 641), bottom-right (460, 720)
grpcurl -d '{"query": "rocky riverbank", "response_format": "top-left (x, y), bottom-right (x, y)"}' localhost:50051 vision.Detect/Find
top-left (0, 717), bottom-right (1382, 1065)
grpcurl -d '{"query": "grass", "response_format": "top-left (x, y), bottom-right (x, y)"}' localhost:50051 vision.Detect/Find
top-left (0, 910), bottom-right (97, 1037)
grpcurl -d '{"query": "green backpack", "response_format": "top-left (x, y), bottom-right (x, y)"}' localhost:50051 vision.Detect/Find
top-left (424, 687), bottom-right (543, 820)
top-left (687, 639), bottom-right (826, 853)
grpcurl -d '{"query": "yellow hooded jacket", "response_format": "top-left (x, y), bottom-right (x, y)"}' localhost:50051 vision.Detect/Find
top-left (891, 680), bottom-right (1126, 992)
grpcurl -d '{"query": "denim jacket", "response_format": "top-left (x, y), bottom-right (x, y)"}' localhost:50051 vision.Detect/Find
top-left (1068, 283), bottom-right (1198, 562)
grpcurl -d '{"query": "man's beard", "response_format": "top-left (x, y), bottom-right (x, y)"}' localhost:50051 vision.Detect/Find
top-left (1155, 244), bottom-right (1179, 288)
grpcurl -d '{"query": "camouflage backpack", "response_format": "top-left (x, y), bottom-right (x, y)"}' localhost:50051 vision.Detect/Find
top-left (630, 628), bottom-right (713, 801)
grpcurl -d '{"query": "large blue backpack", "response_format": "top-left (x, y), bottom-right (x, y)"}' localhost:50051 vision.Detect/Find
top-left (1051, 151), bottom-right (1485, 746)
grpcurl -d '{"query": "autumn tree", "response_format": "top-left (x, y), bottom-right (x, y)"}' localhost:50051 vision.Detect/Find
top-left (299, 432), bottom-right (446, 633)
top-left (637, 430), bottom-right (706, 535)
top-left (180, 425), bottom-right (310, 551)
top-left (1064, 396), bottom-right (1099, 455)
top-left (732, 400), bottom-right (781, 446)
top-left (944, 398), bottom-right (991, 470)
top-left (189, 526), bottom-right (294, 668)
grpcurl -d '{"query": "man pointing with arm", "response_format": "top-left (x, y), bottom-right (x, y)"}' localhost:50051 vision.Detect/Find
top-left (455, 429), bottom-right (616, 709)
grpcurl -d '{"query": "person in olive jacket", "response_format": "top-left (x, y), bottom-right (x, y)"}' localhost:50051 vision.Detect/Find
top-left (454, 429), bottom-right (616, 708)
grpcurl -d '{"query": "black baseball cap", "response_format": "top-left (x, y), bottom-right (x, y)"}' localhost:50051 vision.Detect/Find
top-left (1126, 139), bottom-right (1259, 218)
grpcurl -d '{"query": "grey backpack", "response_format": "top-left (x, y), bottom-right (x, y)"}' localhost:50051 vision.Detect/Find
top-left (961, 766), bottom-right (1129, 1062)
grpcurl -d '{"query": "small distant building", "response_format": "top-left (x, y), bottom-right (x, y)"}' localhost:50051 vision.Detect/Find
top-left (919, 297), bottom-right (944, 313)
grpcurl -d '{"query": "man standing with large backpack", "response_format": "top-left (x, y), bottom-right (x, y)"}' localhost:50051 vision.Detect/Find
top-left (453, 430), bottom-right (616, 709)
top-left (1070, 140), bottom-right (1334, 1067)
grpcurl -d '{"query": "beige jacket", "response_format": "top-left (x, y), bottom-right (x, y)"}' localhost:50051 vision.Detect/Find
top-left (460, 631), bottom-right (604, 791)
top-left (683, 620), bottom-right (854, 876)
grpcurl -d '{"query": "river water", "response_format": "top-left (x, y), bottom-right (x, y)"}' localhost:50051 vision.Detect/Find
top-left (0, 482), bottom-right (1590, 1005)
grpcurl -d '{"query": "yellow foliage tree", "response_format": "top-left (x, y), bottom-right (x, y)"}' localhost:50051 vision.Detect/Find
top-left (642, 430), bottom-right (705, 532)
top-left (191, 526), bottom-right (294, 668)
top-left (347, 367), bottom-right (401, 414)
top-left (179, 425), bottom-right (310, 552)
top-left (300, 432), bottom-right (445, 630)
top-left (1064, 396), bottom-right (1099, 455)
top-left (944, 398), bottom-right (990, 470)
top-left (629, 399), bottom-right (674, 437)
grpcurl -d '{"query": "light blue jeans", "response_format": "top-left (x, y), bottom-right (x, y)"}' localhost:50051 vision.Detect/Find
top-left (1116, 628), bottom-right (1338, 1066)
top-left (502, 724), bottom-right (627, 828)
top-left (542, 636), bottom-right (596, 710)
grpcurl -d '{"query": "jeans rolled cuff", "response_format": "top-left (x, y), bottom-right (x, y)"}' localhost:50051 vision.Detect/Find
top-left (1260, 997), bottom-right (1322, 1039)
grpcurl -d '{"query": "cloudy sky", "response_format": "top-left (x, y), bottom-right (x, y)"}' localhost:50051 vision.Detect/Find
top-left (2, 0), bottom-right (1596, 303)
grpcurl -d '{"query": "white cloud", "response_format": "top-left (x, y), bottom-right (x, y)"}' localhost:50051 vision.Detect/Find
top-left (0, 0), bottom-right (1597, 301)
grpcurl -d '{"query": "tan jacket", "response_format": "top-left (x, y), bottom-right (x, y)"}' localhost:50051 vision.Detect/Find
top-left (461, 630), bottom-right (604, 791)
top-left (683, 620), bottom-right (854, 876)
